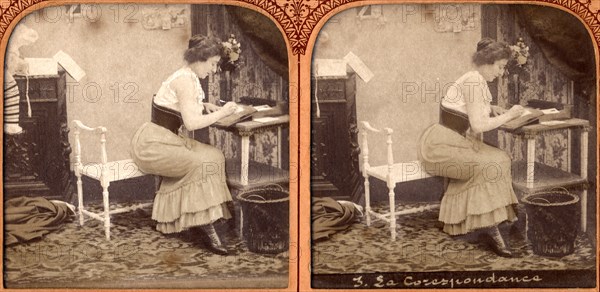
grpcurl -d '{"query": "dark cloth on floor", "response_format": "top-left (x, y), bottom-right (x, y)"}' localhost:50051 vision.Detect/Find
top-left (312, 197), bottom-right (361, 241)
top-left (4, 196), bottom-right (74, 246)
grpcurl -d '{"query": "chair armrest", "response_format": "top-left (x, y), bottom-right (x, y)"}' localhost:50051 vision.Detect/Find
top-left (360, 121), bottom-right (381, 133)
top-left (72, 120), bottom-right (107, 134)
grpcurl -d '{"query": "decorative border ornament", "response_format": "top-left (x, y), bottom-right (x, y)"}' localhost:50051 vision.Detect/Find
top-left (535, 0), bottom-right (600, 45)
top-left (1, 0), bottom-right (599, 55)
top-left (242, 0), bottom-right (353, 55)
top-left (0, 0), bottom-right (43, 35)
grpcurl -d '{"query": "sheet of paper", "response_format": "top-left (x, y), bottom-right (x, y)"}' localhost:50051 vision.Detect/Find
top-left (53, 50), bottom-right (86, 81)
top-left (541, 108), bottom-right (560, 114)
top-left (235, 106), bottom-right (245, 114)
top-left (344, 51), bottom-right (374, 83)
top-left (520, 109), bottom-right (532, 117)
top-left (253, 105), bottom-right (272, 112)
top-left (25, 58), bottom-right (58, 76)
top-left (253, 117), bottom-right (279, 123)
top-left (540, 120), bottom-right (566, 126)
top-left (313, 59), bottom-right (347, 77)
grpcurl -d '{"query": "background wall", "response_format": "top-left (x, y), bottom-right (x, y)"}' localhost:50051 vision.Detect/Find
top-left (200, 5), bottom-right (288, 169)
top-left (313, 4), bottom-right (482, 166)
top-left (492, 5), bottom-right (597, 245)
top-left (13, 4), bottom-right (288, 170)
top-left (17, 4), bottom-right (191, 164)
top-left (495, 5), bottom-right (573, 170)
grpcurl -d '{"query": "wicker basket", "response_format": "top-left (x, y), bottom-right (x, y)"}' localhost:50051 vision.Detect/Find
top-left (238, 184), bottom-right (289, 254)
top-left (522, 188), bottom-right (579, 257)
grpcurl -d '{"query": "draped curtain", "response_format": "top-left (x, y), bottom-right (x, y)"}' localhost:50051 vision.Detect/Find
top-left (225, 6), bottom-right (289, 80)
top-left (515, 5), bottom-right (596, 240)
top-left (516, 5), bottom-right (595, 82)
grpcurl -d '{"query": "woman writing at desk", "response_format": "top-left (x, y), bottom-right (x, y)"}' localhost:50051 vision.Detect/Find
top-left (418, 38), bottom-right (524, 257)
top-left (131, 35), bottom-right (237, 255)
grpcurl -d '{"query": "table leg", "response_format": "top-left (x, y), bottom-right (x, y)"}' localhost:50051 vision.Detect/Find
top-left (525, 211), bottom-right (528, 242)
top-left (241, 134), bottom-right (250, 186)
top-left (580, 129), bottom-right (588, 232)
top-left (567, 129), bottom-right (572, 173)
top-left (388, 183), bottom-right (396, 241)
top-left (277, 126), bottom-right (282, 169)
top-left (526, 137), bottom-right (535, 189)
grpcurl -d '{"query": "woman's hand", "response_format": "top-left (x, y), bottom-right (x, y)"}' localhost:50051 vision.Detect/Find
top-left (221, 102), bottom-right (238, 116)
top-left (491, 105), bottom-right (507, 117)
top-left (507, 105), bottom-right (525, 119)
top-left (204, 103), bottom-right (221, 113)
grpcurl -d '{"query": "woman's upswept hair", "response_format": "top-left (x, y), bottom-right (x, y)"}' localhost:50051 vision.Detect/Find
top-left (184, 34), bottom-right (222, 64)
top-left (472, 38), bottom-right (511, 66)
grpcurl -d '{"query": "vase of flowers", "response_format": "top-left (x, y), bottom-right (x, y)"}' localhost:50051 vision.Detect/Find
top-left (506, 37), bottom-right (530, 104)
top-left (220, 34), bottom-right (242, 72)
top-left (506, 37), bottom-right (530, 76)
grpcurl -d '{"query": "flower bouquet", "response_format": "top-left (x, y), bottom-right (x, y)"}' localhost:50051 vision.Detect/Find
top-left (506, 37), bottom-right (530, 76)
top-left (506, 37), bottom-right (531, 104)
top-left (220, 34), bottom-right (242, 72)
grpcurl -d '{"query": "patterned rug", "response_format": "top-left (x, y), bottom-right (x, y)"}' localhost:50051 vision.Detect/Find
top-left (312, 202), bottom-right (596, 274)
top-left (4, 202), bottom-right (288, 289)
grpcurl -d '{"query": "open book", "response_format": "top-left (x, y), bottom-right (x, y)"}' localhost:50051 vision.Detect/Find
top-left (500, 107), bottom-right (545, 130)
top-left (214, 105), bottom-right (257, 127)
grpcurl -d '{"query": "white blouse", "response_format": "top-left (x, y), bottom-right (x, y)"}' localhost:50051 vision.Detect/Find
top-left (442, 70), bottom-right (492, 117)
top-left (154, 67), bottom-right (205, 112)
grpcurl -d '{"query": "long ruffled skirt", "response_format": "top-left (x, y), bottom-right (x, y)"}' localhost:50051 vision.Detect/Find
top-left (418, 124), bottom-right (518, 235)
top-left (131, 122), bottom-right (232, 234)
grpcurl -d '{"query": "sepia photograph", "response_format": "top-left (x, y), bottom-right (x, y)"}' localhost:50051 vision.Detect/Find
top-left (2, 3), bottom-right (291, 289)
top-left (2, 0), bottom-right (599, 291)
top-left (310, 4), bottom-right (597, 289)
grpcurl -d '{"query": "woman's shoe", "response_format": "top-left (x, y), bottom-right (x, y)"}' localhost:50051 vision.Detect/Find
top-left (482, 226), bottom-right (513, 258)
top-left (199, 224), bottom-right (228, 256)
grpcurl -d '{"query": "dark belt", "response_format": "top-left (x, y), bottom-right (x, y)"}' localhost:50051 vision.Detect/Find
top-left (151, 102), bottom-right (182, 135)
top-left (439, 104), bottom-right (470, 136)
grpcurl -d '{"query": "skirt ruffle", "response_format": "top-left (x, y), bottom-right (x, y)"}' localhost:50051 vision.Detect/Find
top-left (438, 180), bottom-right (519, 225)
top-left (154, 204), bottom-right (232, 234)
top-left (442, 205), bottom-right (517, 235)
top-left (131, 122), bottom-right (233, 234)
top-left (152, 167), bottom-right (233, 233)
top-left (418, 123), bottom-right (519, 235)
top-left (438, 180), bottom-right (519, 235)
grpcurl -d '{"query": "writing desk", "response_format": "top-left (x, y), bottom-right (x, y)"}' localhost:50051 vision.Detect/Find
top-left (500, 118), bottom-right (590, 232)
top-left (212, 115), bottom-right (290, 190)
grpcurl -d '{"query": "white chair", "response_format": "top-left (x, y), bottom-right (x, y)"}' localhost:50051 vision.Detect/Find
top-left (72, 120), bottom-right (153, 240)
top-left (360, 121), bottom-right (440, 240)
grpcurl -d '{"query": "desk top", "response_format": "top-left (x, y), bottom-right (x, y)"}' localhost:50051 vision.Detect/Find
top-left (14, 69), bottom-right (66, 80)
top-left (213, 115), bottom-right (289, 132)
top-left (502, 118), bottom-right (590, 135)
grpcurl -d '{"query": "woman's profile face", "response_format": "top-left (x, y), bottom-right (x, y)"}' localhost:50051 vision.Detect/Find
top-left (190, 55), bottom-right (221, 79)
top-left (481, 59), bottom-right (508, 82)
top-left (492, 59), bottom-right (508, 80)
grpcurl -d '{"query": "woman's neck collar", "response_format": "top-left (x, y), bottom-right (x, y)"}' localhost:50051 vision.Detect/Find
top-left (181, 65), bottom-right (199, 76)
top-left (474, 65), bottom-right (495, 82)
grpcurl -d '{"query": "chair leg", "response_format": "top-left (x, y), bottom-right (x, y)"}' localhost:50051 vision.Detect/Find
top-left (441, 177), bottom-right (449, 200)
top-left (102, 181), bottom-right (111, 241)
top-left (240, 208), bottom-right (244, 238)
top-left (155, 175), bottom-right (163, 190)
top-left (364, 176), bottom-right (371, 226)
top-left (76, 171), bottom-right (84, 226)
top-left (388, 183), bottom-right (396, 241)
